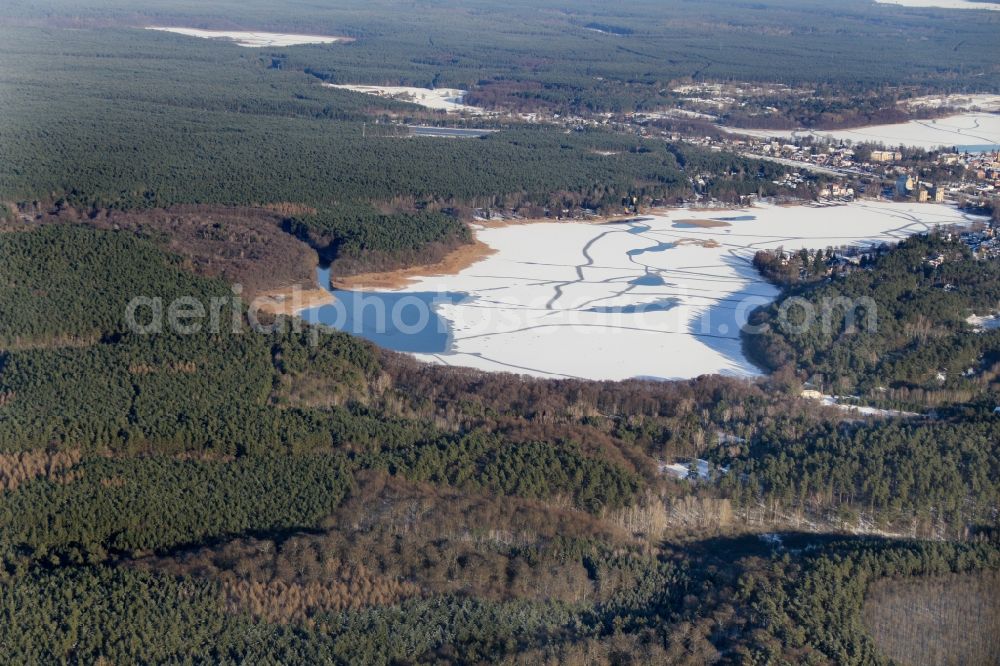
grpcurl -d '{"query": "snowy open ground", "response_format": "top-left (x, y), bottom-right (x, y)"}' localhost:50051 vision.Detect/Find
top-left (967, 313), bottom-right (1000, 331)
top-left (145, 27), bottom-right (349, 47)
top-left (875, 0), bottom-right (1000, 9)
top-left (322, 84), bottom-right (482, 113)
top-left (902, 94), bottom-right (1000, 113)
top-left (318, 201), bottom-right (980, 381)
top-left (722, 113), bottom-right (1000, 150)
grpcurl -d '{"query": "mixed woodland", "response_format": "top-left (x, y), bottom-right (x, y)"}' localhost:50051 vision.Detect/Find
top-left (0, 0), bottom-right (998, 662)
top-left (0, 209), bottom-right (997, 663)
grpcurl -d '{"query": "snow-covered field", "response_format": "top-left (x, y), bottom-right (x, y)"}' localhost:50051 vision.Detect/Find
top-left (815, 394), bottom-right (919, 418)
top-left (874, 0), bottom-right (1000, 9)
top-left (322, 84), bottom-right (482, 113)
top-left (325, 201), bottom-right (979, 381)
top-left (722, 113), bottom-right (1000, 150)
top-left (145, 27), bottom-right (349, 47)
top-left (642, 109), bottom-right (718, 121)
top-left (967, 313), bottom-right (1000, 331)
top-left (902, 94), bottom-right (1000, 113)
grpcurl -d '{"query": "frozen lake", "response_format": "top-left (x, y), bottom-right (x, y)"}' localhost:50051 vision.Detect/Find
top-left (722, 113), bottom-right (1000, 151)
top-left (408, 126), bottom-right (498, 138)
top-left (303, 202), bottom-right (980, 380)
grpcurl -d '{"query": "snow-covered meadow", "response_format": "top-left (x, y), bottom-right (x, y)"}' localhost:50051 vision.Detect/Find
top-left (722, 113), bottom-right (1000, 151)
top-left (322, 84), bottom-right (482, 113)
top-left (145, 27), bottom-right (350, 47)
top-left (901, 94), bottom-right (1000, 113)
top-left (308, 202), bottom-right (980, 381)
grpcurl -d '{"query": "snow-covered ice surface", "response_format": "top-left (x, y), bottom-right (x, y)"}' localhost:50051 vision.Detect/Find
top-left (145, 27), bottom-right (349, 47)
top-left (322, 84), bottom-right (482, 113)
top-left (875, 0), bottom-right (1000, 9)
top-left (317, 202), bottom-right (979, 381)
top-left (721, 113), bottom-right (1000, 150)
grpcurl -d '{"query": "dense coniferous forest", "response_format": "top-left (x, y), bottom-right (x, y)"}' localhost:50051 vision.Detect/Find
top-left (0, 24), bottom-right (699, 211)
top-left (0, 22), bottom-right (811, 275)
top-left (5, 0), bottom-right (998, 120)
top-left (0, 225), bottom-right (230, 347)
top-left (1, 0), bottom-right (999, 661)
top-left (283, 207), bottom-right (473, 273)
